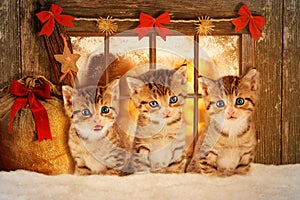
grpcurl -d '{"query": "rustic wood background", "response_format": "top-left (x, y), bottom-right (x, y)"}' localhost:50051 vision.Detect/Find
top-left (0, 0), bottom-right (299, 164)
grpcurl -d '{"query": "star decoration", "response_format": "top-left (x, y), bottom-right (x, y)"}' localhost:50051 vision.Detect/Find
top-left (97, 16), bottom-right (118, 36)
top-left (195, 16), bottom-right (215, 36)
top-left (54, 35), bottom-right (80, 82)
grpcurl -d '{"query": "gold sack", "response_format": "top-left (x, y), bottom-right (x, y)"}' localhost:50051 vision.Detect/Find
top-left (0, 76), bottom-right (74, 175)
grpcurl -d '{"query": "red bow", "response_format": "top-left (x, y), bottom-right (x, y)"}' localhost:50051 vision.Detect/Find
top-left (36, 4), bottom-right (75, 37)
top-left (232, 4), bottom-right (266, 41)
top-left (9, 80), bottom-right (52, 142)
top-left (133, 12), bottom-right (172, 41)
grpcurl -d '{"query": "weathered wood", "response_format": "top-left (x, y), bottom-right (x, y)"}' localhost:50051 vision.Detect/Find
top-left (240, 34), bottom-right (255, 73)
top-left (0, 0), bottom-right (21, 88)
top-left (20, 0), bottom-right (51, 81)
top-left (67, 21), bottom-right (244, 36)
top-left (39, 0), bottom-right (265, 19)
top-left (282, 0), bottom-right (300, 164)
top-left (255, 0), bottom-right (283, 164)
top-left (39, 0), bottom-right (255, 36)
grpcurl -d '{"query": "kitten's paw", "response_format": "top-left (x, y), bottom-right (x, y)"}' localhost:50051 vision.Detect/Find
top-left (199, 162), bottom-right (217, 175)
top-left (235, 164), bottom-right (251, 175)
top-left (134, 169), bottom-right (151, 175)
top-left (217, 167), bottom-right (235, 177)
top-left (74, 167), bottom-right (92, 175)
top-left (186, 159), bottom-right (201, 173)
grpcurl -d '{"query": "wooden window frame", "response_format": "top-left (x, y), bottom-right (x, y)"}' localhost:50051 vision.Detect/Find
top-left (68, 20), bottom-right (255, 139)
top-left (41, 9), bottom-right (255, 154)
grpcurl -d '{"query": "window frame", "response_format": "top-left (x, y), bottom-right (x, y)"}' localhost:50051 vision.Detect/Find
top-left (43, 14), bottom-right (255, 154)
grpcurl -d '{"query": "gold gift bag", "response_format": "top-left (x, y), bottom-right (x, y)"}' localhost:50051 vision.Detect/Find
top-left (0, 76), bottom-right (74, 175)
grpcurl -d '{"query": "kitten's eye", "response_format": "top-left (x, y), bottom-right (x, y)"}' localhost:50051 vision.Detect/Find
top-left (169, 96), bottom-right (178, 104)
top-left (101, 106), bottom-right (110, 114)
top-left (149, 101), bottom-right (159, 108)
top-left (216, 100), bottom-right (225, 108)
top-left (236, 97), bottom-right (245, 105)
top-left (82, 109), bottom-right (91, 116)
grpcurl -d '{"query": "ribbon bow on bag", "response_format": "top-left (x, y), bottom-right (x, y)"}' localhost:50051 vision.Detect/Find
top-left (9, 80), bottom-right (52, 142)
top-left (133, 12), bottom-right (172, 41)
top-left (232, 4), bottom-right (266, 41)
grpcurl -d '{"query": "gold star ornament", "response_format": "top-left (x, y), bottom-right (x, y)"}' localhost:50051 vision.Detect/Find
top-left (97, 16), bottom-right (118, 36)
top-left (195, 16), bottom-right (215, 36)
top-left (54, 35), bottom-right (80, 82)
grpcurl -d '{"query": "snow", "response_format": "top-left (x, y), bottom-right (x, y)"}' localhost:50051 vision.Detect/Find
top-left (0, 164), bottom-right (299, 200)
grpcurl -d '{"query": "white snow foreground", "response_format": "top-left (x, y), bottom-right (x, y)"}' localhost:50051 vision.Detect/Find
top-left (0, 164), bottom-right (299, 200)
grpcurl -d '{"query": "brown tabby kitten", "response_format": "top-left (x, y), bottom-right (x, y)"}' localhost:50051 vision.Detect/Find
top-left (62, 79), bottom-right (132, 175)
top-left (187, 69), bottom-right (259, 176)
top-left (126, 65), bottom-right (188, 173)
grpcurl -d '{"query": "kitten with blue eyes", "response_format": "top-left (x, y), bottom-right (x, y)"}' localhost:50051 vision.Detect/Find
top-left (126, 65), bottom-right (188, 173)
top-left (187, 69), bottom-right (259, 176)
top-left (62, 79), bottom-right (132, 175)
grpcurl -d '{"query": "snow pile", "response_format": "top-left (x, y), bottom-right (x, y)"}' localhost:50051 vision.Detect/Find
top-left (0, 164), bottom-right (299, 200)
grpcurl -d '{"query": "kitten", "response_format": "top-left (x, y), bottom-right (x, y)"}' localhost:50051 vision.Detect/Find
top-left (62, 79), bottom-right (132, 175)
top-left (126, 65), bottom-right (188, 173)
top-left (187, 69), bottom-right (259, 176)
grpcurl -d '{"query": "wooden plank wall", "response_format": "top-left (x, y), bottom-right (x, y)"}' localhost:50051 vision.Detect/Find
top-left (0, 0), bottom-right (299, 164)
top-left (0, 1), bottom-right (21, 88)
top-left (255, 0), bottom-right (283, 164)
top-left (282, 0), bottom-right (300, 164)
top-left (19, 0), bottom-right (51, 79)
top-left (0, 0), bottom-right (51, 88)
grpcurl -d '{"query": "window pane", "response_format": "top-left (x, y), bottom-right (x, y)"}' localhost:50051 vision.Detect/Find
top-left (71, 36), bottom-right (150, 87)
top-left (198, 35), bottom-right (239, 77)
top-left (71, 36), bottom-right (104, 86)
top-left (198, 98), bottom-right (208, 137)
top-left (110, 36), bottom-right (149, 56)
top-left (198, 36), bottom-right (239, 94)
top-left (71, 36), bottom-right (104, 70)
top-left (156, 36), bottom-right (195, 94)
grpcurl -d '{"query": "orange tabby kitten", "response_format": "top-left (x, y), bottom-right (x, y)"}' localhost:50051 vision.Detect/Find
top-left (62, 79), bottom-right (132, 175)
top-left (126, 65), bottom-right (188, 173)
top-left (187, 69), bottom-right (259, 176)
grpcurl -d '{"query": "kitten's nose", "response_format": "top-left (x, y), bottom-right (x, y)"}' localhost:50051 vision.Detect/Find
top-left (227, 107), bottom-right (236, 118)
top-left (94, 116), bottom-right (101, 124)
top-left (164, 109), bottom-right (171, 118)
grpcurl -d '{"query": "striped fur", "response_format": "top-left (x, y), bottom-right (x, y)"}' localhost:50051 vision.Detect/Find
top-left (126, 65), bottom-right (188, 173)
top-left (187, 69), bottom-right (259, 176)
top-left (62, 79), bottom-right (132, 175)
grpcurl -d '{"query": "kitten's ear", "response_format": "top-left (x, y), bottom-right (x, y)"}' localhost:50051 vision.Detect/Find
top-left (241, 69), bottom-right (259, 91)
top-left (126, 77), bottom-right (144, 95)
top-left (198, 76), bottom-right (215, 96)
top-left (62, 85), bottom-right (75, 107)
top-left (107, 78), bottom-right (120, 100)
top-left (174, 64), bottom-right (187, 83)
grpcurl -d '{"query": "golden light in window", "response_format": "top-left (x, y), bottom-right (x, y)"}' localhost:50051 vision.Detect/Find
top-left (71, 35), bottom-right (239, 150)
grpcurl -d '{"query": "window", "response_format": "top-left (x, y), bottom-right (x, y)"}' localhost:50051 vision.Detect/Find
top-left (69, 29), bottom-right (245, 154)
top-left (43, 6), bottom-right (254, 155)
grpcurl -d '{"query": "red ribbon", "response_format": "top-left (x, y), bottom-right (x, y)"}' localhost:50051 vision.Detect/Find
top-left (133, 12), bottom-right (172, 41)
top-left (9, 80), bottom-right (52, 142)
top-left (232, 4), bottom-right (266, 41)
top-left (36, 4), bottom-right (75, 37)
